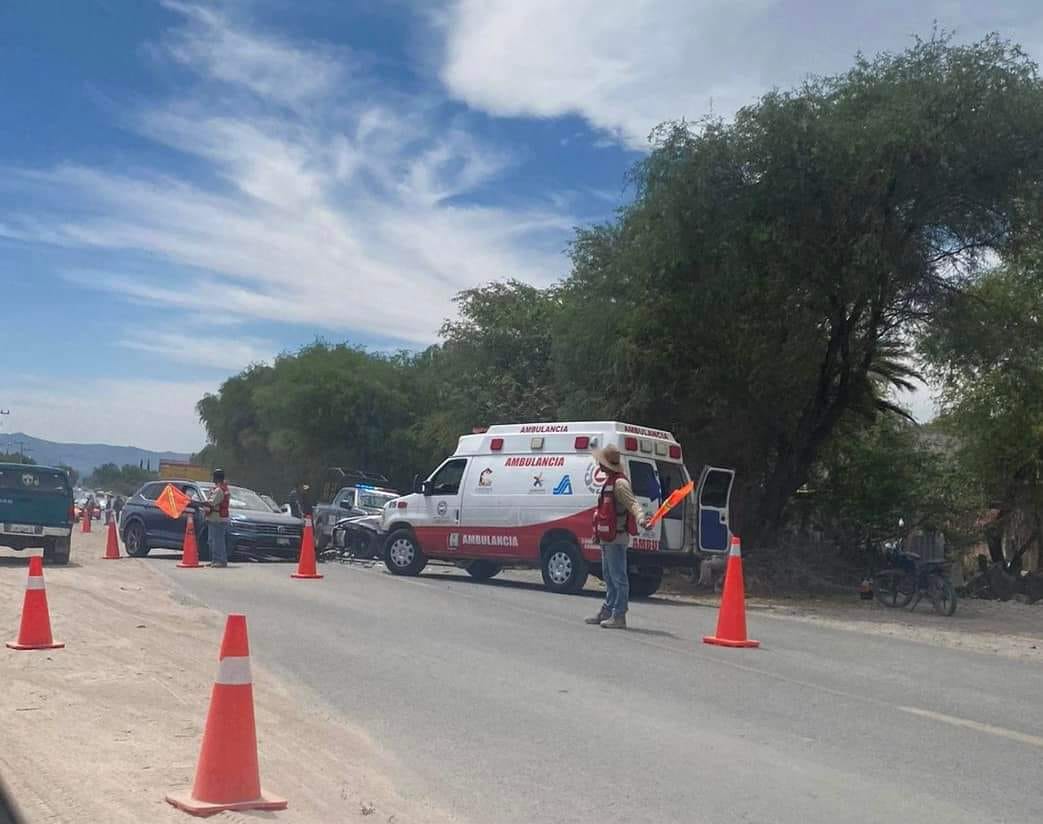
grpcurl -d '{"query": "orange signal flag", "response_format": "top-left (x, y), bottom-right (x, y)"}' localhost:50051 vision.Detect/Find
top-left (155, 483), bottom-right (191, 520)
top-left (647, 480), bottom-right (695, 528)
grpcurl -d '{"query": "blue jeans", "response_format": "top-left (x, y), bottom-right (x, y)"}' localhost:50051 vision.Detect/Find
top-left (600, 542), bottom-right (629, 617)
top-left (208, 520), bottom-right (228, 565)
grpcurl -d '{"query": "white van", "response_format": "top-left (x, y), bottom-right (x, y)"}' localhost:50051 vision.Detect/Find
top-left (380, 421), bottom-right (735, 597)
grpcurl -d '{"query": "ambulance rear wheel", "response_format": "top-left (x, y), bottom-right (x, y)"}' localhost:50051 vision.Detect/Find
top-left (385, 530), bottom-right (427, 576)
top-left (541, 539), bottom-right (588, 594)
top-left (465, 560), bottom-right (501, 580)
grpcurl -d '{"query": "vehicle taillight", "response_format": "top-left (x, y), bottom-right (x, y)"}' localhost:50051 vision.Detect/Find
top-left (68, 505), bottom-right (76, 521)
top-left (624, 437), bottom-right (638, 451)
top-left (490, 438), bottom-right (504, 451)
top-left (669, 445), bottom-right (682, 459)
top-left (574, 436), bottom-right (590, 449)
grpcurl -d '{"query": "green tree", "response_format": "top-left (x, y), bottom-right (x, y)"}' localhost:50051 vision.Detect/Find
top-left (0, 452), bottom-right (35, 465)
top-left (84, 463), bottom-right (158, 495)
top-left (197, 343), bottom-right (428, 495)
top-left (920, 249), bottom-right (1043, 569)
top-left (808, 418), bottom-right (967, 560)
top-left (555, 33), bottom-right (1043, 546)
top-left (436, 280), bottom-right (564, 426)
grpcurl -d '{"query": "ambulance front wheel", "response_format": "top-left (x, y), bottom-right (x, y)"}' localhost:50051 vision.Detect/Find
top-left (385, 530), bottom-right (428, 576)
top-left (541, 539), bottom-right (589, 594)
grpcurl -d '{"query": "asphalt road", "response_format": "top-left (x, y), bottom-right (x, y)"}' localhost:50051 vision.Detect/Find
top-left (151, 556), bottom-right (1043, 824)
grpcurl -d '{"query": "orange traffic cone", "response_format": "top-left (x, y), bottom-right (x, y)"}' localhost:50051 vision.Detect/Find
top-left (7, 556), bottom-right (64, 651)
top-left (291, 516), bottom-right (322, 579)
top-left (177, 513), bottom-right (201, 569)
top-left (81, 508), bottom-right (92, 534)
top-left (703, 536), bottom-right (760, 648)
top-left (102, 518), bottom-right (122, 559)
top-left (166, 614), bottom-right (287, 816)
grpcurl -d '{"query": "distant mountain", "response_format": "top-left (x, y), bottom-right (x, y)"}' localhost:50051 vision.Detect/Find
top-left (2, 433), bottom-right (191, 477)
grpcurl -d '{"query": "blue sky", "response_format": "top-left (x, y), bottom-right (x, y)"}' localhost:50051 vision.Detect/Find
top-left (2, 0), bottom-right (1040, 452)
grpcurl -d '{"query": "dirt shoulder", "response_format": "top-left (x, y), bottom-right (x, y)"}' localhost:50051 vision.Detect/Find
top-left (656, 579), bottom-right (1043, 663)
top-left (0, 529), bottom-right (455, 824)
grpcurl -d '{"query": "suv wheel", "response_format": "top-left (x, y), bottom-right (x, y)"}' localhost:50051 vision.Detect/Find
top-left (541, 538), bottom-right (588, 594)
top-left (384, 530), bottom-right (427, 576)
top-left (123, 520), bottom-right (151, 557)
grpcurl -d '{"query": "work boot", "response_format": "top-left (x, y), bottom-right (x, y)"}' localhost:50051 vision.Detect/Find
top-left (585, 607), bottom-right (611, 625)
top-left (600, 614), bottom-right (627, 629)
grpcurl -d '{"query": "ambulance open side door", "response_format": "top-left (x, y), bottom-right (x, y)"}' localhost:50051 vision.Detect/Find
top-left (697, 466), bottom-right (735, 553)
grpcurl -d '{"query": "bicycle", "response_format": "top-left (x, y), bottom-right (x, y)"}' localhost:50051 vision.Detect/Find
top-left (874, 550), bottom-right (958, 616)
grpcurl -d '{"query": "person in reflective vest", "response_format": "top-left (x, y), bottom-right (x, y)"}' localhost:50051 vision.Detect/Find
top-left (205, 468), bottom-right (231, 568)
top-left (585, 444), bottom-right (649, 629)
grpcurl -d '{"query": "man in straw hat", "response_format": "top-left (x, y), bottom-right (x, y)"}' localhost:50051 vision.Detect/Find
top-left (585, 444), bottom-right (650, 629)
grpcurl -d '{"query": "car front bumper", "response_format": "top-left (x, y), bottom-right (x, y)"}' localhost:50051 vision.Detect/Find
top-left (226, 529), bottom-right (302, 557)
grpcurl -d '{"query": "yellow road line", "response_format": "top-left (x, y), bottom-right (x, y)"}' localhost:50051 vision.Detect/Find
top-left (899, 706), bottom-right (1043, 749)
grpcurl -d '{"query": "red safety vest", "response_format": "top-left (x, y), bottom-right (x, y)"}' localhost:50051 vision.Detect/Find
top-left (591, 471), bottom-right (636, 543)
top-left (214, 481), bottom-right (230, 518)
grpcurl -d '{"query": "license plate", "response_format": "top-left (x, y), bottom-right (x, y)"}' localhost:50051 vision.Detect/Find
top-left (276, 537), bottom-right (291, 546)
top-left (7, 524), bottom-right (38, 535)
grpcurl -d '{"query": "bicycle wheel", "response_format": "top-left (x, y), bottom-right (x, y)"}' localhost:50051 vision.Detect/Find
top-left (874, 570), bottom-right (916, 608)
top-left (929, 576), bottom-right (958, 616)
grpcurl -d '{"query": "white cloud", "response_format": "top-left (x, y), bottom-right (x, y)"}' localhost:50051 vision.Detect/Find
top-left (117, 330), bottom-right (277, 371)
top-left (1, 2), bottom-right (573, 348)
top-left (159, 0), bottom-right (346, 105)
top-left (5, 375), bottom-right (214, 453)
top-left (440, 0), bottom-right (1043, 149)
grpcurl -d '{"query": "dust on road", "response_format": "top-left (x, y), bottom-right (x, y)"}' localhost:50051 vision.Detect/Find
top-left (0, 529), bottom-right (455, 824)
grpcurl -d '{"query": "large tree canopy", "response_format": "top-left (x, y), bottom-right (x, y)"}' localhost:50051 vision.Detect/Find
top-left (555, 33), bottom-right (1043, 544)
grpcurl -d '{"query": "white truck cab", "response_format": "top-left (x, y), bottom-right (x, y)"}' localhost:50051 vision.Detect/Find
top-left (380, 421), bottom-right (734, 597)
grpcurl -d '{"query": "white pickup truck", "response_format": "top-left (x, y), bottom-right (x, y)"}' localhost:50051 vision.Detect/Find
top-left (312, 483), bottom-right (400, 549)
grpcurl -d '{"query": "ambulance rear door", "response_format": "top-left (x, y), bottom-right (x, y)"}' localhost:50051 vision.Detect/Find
top-left (625, 457), bottom-right (662, 551)
top-left (654, 460), bottom-right (690, 551)
top-left (697, 466), bottom-right (735, 553)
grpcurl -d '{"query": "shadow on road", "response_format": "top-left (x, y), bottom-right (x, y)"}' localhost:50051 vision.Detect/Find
top-left (622, 626), bottom-right (680, 639)
top-left (144, 550), bottom-right (296, 564)
top-left (0, 555), bottom-right (82, 569)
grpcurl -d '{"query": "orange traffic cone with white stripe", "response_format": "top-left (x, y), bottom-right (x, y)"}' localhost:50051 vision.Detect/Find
top-left (81, 507), bottom-right (91, 534)
top-left (166, 614), bottom-right (287, 816)
top-left (102, 518), bottom-right (122, 559)
top-left (177, 513), bottom-right (201, 569)
top-left (291, 516), bottom-right (322, 579)
top-left (7, 556), bottom-right (64, 651)
top-left (703, 536), bottom-right (760, 648)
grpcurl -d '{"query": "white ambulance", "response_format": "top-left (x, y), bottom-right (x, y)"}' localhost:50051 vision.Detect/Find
top-left (379, 421), bottom-right (735, 597)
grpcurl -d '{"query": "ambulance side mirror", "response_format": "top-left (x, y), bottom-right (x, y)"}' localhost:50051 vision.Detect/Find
top-left (412, 474), bottom-right (422, 494)
top-left (421, 480), bottom-right (434, 496)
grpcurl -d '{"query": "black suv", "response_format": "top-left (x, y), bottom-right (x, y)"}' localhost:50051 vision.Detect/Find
top-left (119, 479), bottom-right (304, 561)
